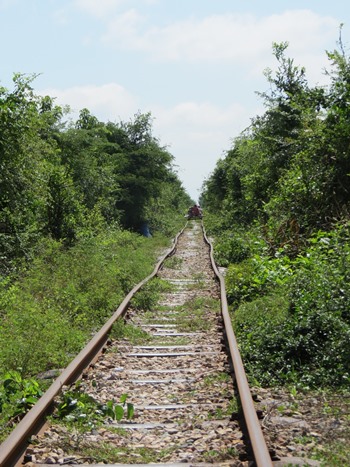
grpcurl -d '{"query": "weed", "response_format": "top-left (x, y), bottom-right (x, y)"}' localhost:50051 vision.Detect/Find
top-left (207, 397), bottom-right (239, 420)
top-left (80, 442), bottom-right (175, 464)
top-left (53, 381), bottom-right (134, 430)
top-left (187, 273), bottom-right (206, 289)
top-left (227, 397), bottom-right (240, 414)
top-left (203, 372), bottom-right (231, 385)
top-left (0, 371), bottom-right (43, 442)
top-left (164, 255), bottom-right (183, 269)
top-left (162, 296), bottom-right (220, 332)
top-left (203, 446), bottom-right (238, 461)
top-left (131, 278), bottom-right (173, 311)
top-left (177, 314), bottom-right (211, 332)
top-left (314, 438), bottom-right (350, 467)
top-left (294, 435), bottom-right (316, 445)
top-left (110, 320), bottom-right (151, 345)
top-left (183, 296), bottom-right (220, 313)
top-left (150, 336), bottom-right (191, 346)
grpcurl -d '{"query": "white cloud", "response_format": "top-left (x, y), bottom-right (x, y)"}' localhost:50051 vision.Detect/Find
top-left (102, 9), bottom-right (338, 67)
top-left (39, 83), bottom-right (138, 122)
top-left (102, 8), bottom-right (146, 47)
top-left (155, 101), bottom-right (247, 131)
top-left (53, 8), bottom-right (71, 26)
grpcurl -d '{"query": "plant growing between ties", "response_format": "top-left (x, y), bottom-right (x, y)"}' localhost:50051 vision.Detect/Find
top-left (54, 381), bottom-right (134, 430)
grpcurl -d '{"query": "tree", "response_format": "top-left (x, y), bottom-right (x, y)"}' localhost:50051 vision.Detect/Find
top-left (115, 112), bottom-right (174, 230)
top-left (0, 74), bottom-right (61, 272)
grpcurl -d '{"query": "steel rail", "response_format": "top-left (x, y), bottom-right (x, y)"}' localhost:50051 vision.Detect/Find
top-left (0, 225), bottom-right (186, 467)
top-left (202, 222), bottom-right (273, 467)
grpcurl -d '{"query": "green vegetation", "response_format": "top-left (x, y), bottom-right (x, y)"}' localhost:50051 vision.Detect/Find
top-left (54, 382), bottom-right (133, 429)
top-left (0, 228), bottom-right (176, 441)
top-left (201, 34), bottom-right (350, 390)
top-left (0, 230), bottom-right (164, 377)
top-left (163, 255), bottom-right (183, 269)
top-left (0, 371), bottom-right (43, 440)
top-left (203, 447), bottom-right (239, 462)
top-left (74, 442), bottom-right (175, 465)
top-left (203, 372), bottom-right (231, 385)
top-left (0, 74), bottom-right (192, 437)
top-left (110, 320), bottom-right (152, 345)
top-left (172, 296), bottom-right (220, 332)
top-left (0, 74), bottom-right (191, 276)
top-left (315, 437), bottom-right (350, 467)
top-left (130, 278), bottom-right (173, 311)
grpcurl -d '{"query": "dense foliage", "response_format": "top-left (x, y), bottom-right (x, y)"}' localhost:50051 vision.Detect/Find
top-left (0, 75), bottom-right (191, 438)
top-left (202, 36), bottom-right (350, 388)
top-left (0, 75), bottom-right (191, 275)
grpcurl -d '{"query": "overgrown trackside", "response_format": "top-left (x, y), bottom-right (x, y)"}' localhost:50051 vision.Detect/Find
top-left (0, 227), bottom-right (181, 442)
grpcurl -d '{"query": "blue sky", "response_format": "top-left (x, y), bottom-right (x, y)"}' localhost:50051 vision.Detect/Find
top-left (1, 0), bottom-right (349, 200)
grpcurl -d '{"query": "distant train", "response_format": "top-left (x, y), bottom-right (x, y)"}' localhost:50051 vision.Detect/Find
top-left (187, 204), bottom-right (203, 219)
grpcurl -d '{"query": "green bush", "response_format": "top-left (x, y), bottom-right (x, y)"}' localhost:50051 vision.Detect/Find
top-left (0, 284), bottom-right (86, 376)
top-left (233, 290), bottom-right (289, 330)
top-left (232, 291), bottom-right (291, 384)
top-left (213, 232), bottom-right (250, 266)
top-left (226, 260), bottom-right (258, 306)
top-left (234, 296), bottom-right (350, 387)
top-left (226, 254), bottom-right (292, 307)
top-left (0, 371), bottom-right (44, 441)
top-left (233, 225), bottom-right (350, 388)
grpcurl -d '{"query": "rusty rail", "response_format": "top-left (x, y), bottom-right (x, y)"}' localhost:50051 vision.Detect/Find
top-left (202, 222), bottom-right (273, 467)
top-left (0, 225), bottom-right (186, 467)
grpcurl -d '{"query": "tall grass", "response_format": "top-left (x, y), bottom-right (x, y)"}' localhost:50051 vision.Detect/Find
top-left (0, 228), bottom-right (170, 377)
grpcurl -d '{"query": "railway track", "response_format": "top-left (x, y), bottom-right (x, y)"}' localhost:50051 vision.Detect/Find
top-left (0, 221), bottom-right (273, 467)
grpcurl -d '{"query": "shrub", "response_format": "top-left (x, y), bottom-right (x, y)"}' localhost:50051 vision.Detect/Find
top-left (213, 232), bottom-right (250, 266)
top-left (233, 224), bottom-right (350, 388)
top-left (0, 371), bottom-right (44, 441)
top-left (0, 284), bottom-right (86, 376)
top-left (226, 254), bottom-right (292, 307)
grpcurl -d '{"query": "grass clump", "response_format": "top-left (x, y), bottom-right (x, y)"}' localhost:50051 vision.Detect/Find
top-left (79, 442), bottom-right (174, 464)
top-left (172, 297), bottom-right (220, 332)
top-left (130, 278), bottom-right (173, 311)
top-left (164, 255), bottom-right (183, 269)
top-left (110, 319), bottom-right (151, 345)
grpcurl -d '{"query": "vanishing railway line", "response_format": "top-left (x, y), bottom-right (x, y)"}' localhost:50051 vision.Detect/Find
top-left (0, 221), bottom-right (273, 467)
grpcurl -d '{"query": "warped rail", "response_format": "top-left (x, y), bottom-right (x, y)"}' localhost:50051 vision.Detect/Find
top-left (0, 222), bottom-right (272, 467)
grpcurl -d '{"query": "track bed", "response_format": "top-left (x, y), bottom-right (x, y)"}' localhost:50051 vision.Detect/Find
top-left (23, 222), bottom-right (251, 466)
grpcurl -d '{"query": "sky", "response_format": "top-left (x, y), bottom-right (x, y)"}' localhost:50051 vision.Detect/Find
top-left (1, 1), bottom-right (349, 201)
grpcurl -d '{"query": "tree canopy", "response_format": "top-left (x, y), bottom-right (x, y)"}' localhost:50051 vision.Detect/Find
top-left (0, 75), bottom-right (191, 275)
top-left (202, 37), bottom-right (350, 246)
